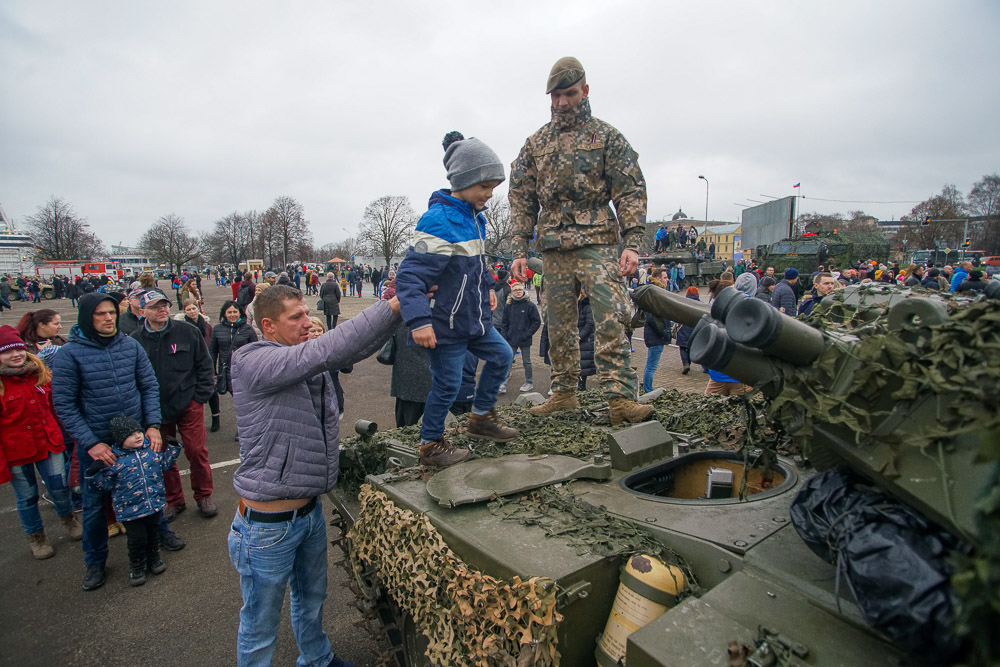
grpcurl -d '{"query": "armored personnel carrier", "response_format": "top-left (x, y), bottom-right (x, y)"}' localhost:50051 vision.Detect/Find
top-left (331, 279), bottom-right (1000, 666)
top-left (754, 222), bottom-right (890, 284)
top-left (646, 248), bottom-right (727, 285)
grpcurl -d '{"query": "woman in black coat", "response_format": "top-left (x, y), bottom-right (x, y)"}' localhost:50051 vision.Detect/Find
top-left (675, 286), bottom-right (702, 374)
top-left (209, 301), bottom-right (258, 404)
top-left (319, 273), bottom-right (342, 330)
top-left (577, 292), bottom-right (596, 390)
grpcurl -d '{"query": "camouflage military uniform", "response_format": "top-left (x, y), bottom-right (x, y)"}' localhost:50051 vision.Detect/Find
top-left (509, 98), bottom-right (647, 399)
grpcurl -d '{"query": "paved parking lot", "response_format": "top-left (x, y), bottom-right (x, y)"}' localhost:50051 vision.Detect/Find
top-left (0, 279), bottom-right (709, 666)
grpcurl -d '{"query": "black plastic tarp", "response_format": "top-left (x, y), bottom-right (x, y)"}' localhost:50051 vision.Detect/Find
top-left (790, 466), bottom-right (963, 662)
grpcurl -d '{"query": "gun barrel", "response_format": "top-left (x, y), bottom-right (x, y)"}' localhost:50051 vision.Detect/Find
top-left (631, 284), bottom-right (710, 328)
top-left (724, 296), bottom-right (825, 366)
top-left (688, 316), bottom-right (782, 396)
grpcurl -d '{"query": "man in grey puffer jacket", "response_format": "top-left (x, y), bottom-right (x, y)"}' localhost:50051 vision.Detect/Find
top-left (228, 285), bottom-right (400, 667)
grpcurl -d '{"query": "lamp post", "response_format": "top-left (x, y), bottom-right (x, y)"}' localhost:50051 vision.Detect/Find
top-left (698, 175), bottom-right (709, 222)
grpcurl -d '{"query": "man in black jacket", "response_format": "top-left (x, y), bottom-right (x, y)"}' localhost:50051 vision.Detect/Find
top-left (131, 290), bottom-right (218, 519)
top-left (118, 287), bottom-right (146, 336)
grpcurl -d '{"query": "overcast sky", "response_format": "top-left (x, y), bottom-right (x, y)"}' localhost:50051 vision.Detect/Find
top-left (2, 1), bottom-right (997, 248)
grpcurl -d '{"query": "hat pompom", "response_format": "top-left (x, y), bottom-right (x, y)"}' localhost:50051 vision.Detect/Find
top-left (442, 131), bottom-right (465, 152)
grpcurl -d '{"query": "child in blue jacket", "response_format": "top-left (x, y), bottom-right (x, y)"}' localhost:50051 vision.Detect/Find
top-left (87, 415), bottom-right (181, 587)
top-left (395, 131), bottom-right (518, 467)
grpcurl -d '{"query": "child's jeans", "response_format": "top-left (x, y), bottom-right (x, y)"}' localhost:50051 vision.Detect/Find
top-left (421, 327), bottom-right (513, 443)
top-left (506, 344), bottom-right (533, 385)
top-left (9, 451), bottom-right (74, 534)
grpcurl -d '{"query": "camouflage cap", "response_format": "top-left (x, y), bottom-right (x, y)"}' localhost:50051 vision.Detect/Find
top-left (546, 56), bottom-right (585, 94)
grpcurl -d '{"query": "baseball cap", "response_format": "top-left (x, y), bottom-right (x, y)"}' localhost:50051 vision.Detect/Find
top-left (128, 287), bottom-right (148, 299)
top-left (139, 290), bottom-right (172, 308)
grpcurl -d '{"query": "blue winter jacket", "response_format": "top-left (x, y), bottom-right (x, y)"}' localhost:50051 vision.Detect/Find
top-left (52, 326), bottom-right (162, 452)
top-left (396, 190), bottom-right (495, 344)
top-left (87, 442), bottom-right (181, 521)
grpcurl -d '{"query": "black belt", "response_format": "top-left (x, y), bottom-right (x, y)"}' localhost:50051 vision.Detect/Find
top-left (238, 497), bottom-right (316, 523)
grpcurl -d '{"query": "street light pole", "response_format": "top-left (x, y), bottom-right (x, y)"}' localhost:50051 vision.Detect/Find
top-left (698, 175), bottom-right (709, 222)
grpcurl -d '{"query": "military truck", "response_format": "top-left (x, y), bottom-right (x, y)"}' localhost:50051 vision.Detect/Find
top-left (646, 249), bottom-right (727, 285)
top-left (330, 280), bottom-right (999, 666)
top-left (754, 222), bottom-right (890, 283)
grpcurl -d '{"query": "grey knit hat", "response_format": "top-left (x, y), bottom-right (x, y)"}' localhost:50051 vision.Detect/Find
top-left (442, 131), bottom-right (505, 192)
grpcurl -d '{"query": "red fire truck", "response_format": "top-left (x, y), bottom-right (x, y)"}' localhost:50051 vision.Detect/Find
top-left (36, 261), bottom-right (125, 281)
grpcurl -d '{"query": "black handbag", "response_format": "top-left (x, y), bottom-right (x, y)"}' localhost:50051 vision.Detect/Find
top-left (216, 365), bottom-right (229, 395)
top-left (376, 336), bottom-right (396, 365)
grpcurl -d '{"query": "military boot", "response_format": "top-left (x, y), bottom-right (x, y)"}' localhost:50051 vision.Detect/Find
top-left (27, 531), bottom-right (55, 560)
top-left (529, 391), bottom-right (579, 417)
top-left (609, 397), bottom-right (655, 426)
top-left (465, 410), bottom-right (518, 442)
top-left (419, 437), bottom-right (470, 467)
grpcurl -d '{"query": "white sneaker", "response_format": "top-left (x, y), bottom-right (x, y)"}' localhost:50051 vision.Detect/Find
top-left (499, 384), bottom-right (507, 394)
top-left (547, 388), bottom-right (554, 396)
top-left (519, 383), bottom-right (533, 392)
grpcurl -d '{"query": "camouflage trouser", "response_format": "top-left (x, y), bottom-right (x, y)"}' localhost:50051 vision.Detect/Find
top-left (542, 245), bottom-right (637, 400)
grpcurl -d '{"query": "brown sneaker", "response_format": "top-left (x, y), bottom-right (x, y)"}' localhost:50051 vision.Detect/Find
top-left (529, 391), bottom-right (580, 417)
top-left (28, 531), bottom-right (55, 560)
top-left (419, 437), bottom-right (470, 467)
top-left (465, 410), bottom-right (518, 442)
top-left (61, 513), bottom-right (83, 541)
top-left (609, 397), bottom-right (656, 426)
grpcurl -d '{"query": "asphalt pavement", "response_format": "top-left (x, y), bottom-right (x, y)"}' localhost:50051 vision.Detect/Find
top-left (0, 279), bottom-right (709, 666)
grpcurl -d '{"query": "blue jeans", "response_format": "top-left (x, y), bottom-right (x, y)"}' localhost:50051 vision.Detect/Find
top-left (9, 451), bottom-right (73, 534)
top-left (228, 500), bottom-right (333, 667)
top-left (643, 345), bottom-right (663, 393)
top-left (78, 445), bottom-right (112, 565)
top-left (421, 326), bottom-right (513, 443)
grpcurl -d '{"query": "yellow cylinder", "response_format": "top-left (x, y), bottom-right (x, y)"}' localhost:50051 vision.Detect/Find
top-left (595, 554), bottom-right (687, 667)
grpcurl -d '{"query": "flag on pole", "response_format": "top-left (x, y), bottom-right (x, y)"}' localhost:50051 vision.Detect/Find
top-left (793, 183), bottom-right (800, 188)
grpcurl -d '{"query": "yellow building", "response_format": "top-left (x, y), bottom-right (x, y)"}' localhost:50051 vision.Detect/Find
top-left (694, 223), bottom-right (742, 261)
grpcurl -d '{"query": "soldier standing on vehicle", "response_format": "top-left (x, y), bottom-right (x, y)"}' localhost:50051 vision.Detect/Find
top-left (509, 56), bottom-right (654, 425)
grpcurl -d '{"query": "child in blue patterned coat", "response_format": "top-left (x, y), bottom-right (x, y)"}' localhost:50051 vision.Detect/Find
top-left (87, 415), bottom-right (181, 586)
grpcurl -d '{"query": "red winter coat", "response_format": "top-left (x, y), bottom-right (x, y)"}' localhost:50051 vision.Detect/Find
top-left (0, 373), bottom-right (66, 484)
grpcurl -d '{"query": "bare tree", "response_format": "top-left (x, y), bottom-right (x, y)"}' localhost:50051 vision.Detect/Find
top-left (968, 174), bottom-right (1000, 253)
top-left (898, 185), bottom-right (969, 250)
top-left (24, 196), bottom-right (105, 260)
top-left (968, 174), bottom-right (1000, 218)
top-left (264, 196), bottom-right (311, 269)
top-left (139, 214), bottom-right (202, 274)
top-left (358, 195), bottom-right (416, 267)
top-left (482, 195), bottom-right (512, 257)
top-left (212, 210), bottom-right (252, 266)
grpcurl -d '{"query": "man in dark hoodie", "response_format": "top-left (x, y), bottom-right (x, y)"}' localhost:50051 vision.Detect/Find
top-left (52, 293), bottom-right (171, 591)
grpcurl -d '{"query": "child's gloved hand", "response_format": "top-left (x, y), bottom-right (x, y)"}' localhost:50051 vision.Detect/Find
top-left (85, 461), bottom-right (106, 476)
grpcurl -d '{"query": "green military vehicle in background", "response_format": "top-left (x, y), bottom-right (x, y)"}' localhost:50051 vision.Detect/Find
top-left (754, 222), bottom-right (890, 284)
top-left (330, 277), bottom-right (1000, 666)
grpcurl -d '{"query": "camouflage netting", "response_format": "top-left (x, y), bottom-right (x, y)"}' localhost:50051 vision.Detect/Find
top-left (788, 289), bottom-right (1000, 663)
top-left (488, 483), bottom-right (700, 597)
top-left (348, 485), bottom-right (563, 666)
top-left (774, 292), bottom-right (1000, 456)
top-left (338, 389), bottom-right (769, 494)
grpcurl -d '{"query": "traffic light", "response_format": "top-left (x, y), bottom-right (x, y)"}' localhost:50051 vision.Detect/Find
top-left (963, 238), bottom-right (971, 248)
top-left (920, 217), bottom-right (931, 227)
